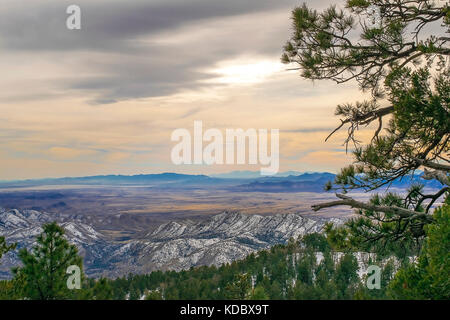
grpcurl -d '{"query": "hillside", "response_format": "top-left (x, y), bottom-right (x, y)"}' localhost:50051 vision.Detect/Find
top-left (0, 208), bottom-right (342, 279)
top-left (83, 233), bottom-right (394, 300)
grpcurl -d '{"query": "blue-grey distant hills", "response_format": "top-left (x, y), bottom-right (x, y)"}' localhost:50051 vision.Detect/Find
top-left (0, 173), bottom-right (217, 188)
top-left (231, 172), bottom-right (444, 192)
top-left (232, 172), bottom-right (336, 192)
top-left (0, 171), bottom-right (443, 192)
top-left (210, 170), bottom-right (305, 179)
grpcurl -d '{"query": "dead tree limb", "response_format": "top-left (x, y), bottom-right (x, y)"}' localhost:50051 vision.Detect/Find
top-left (422, 168), bottom-right (450, 186)
top-left (325, 106), bottom-right (394, 142)
top-left (414, 158), bottom-right (450, 172)
top-left (311, 193), bottom-right (434, 222)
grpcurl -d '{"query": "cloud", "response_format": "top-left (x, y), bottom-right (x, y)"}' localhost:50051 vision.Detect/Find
top-left (47, 147), bottom-right (100, 160)
top-left (0, 0), bottom-right (368, 179)
top-left (0, 0), bottom-right (300, 52)
top-left (0, 0), bottom-right (314, 103)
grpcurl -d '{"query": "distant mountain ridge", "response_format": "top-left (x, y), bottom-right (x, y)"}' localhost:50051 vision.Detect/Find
top-left (210, 170), bottom-right (308, 179)
top-left (0, 172), bottom-right (214, 187)
top-left (0, 171), bottom-right (443, 193)
top-left (232, 172), bottom-right (336, 192)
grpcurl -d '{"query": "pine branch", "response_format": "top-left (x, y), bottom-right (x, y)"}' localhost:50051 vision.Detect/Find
top-left (326, 105), bottom-right (394, 142)
top-left (311, 193), bottom-right (434, 222)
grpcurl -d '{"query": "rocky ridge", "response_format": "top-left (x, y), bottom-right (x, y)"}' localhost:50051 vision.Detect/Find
top-left (0, 208), bottom-right (342, 279)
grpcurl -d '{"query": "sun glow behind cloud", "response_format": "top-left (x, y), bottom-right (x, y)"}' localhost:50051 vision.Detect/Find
top-left (206, 59), bottom-right (284, 85)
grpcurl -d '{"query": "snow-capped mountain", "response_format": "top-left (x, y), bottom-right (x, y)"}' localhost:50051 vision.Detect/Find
top-left (0, 208), bottom-right (342, 279)
top-left (0, 208), bottom-right (120, 279)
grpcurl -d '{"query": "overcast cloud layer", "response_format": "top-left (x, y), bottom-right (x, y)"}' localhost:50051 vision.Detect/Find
top-left (0, 0), bottom-right (372, 179)
top-left (0, 0), bottom-right (337, 103)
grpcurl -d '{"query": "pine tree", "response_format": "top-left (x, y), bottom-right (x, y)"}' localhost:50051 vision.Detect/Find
top-left (282, 0), bottom-right (449, 255)
top-left (0, 236), bottom-right (15, 263)
top-left (91, 278), bottom-right (114, 300)
top-left (249, 285), bottom-right (269, 300)
top-left (388, 198), bottom-right (450, 299)
top-left (224, 273), bottom-right (252, 300)
top-left (145, 289), bottom-right (163, 300)
top-left (13, 222), bottom-right (84, 300)
top-left (336, 254), bottom-right (360, 298)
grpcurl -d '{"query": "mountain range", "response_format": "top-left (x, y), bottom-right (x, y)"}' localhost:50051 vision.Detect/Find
top-left (0, 208), bottom-right (342, 279)
top-left (0, 171), bottom-right (443, 193)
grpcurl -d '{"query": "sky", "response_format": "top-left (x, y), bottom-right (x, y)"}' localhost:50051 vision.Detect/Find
top-left (0, 0), bottom-right (377, 180)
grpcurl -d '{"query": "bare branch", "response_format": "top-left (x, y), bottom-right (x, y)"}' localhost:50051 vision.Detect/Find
top-left (414, 158), bottom-right (450, 172)
top-left (326, 105), bottom-right (394, 142)
top-left (415, 187), bottom-right (450, 212)
top-left (312, 193), bottom-right (434, 222)
top-left (422, 168), bottom-right (450, 186)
